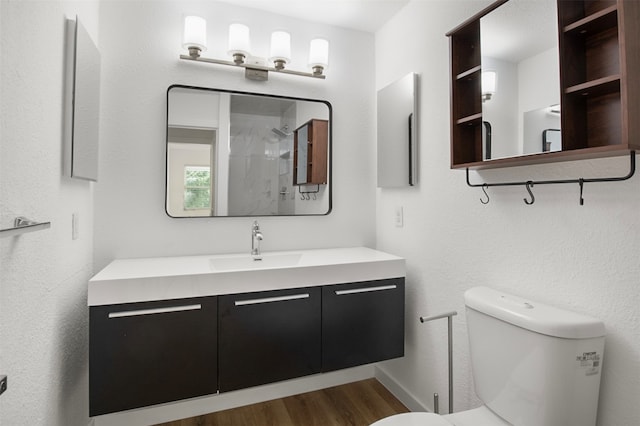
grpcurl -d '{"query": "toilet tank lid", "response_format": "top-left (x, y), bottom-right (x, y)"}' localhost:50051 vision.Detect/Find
top-left (464, 287), bottom-right (605, 339)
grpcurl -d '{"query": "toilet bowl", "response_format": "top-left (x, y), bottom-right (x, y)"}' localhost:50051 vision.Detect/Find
top-left (371, 286), bottom-right (606, 426)
top-left (372, 406), bottom-right (511, 426)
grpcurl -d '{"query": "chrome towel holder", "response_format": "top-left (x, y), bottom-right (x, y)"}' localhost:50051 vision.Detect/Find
top-left (0, 217), bottom-right (51, 238)
top-left (420, 310), bottom-right (458, 415)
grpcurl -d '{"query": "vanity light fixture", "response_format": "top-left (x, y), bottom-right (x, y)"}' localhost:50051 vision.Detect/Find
top-left (308, 38), bottom-right (329, 77)
top-left (228, 23), bottom-right (251, 65)
top-left (269, 31), bottom-right (291, 70)
top-left (481, 70), bottom-right (497, 102)
top-left (180, 16), bottom-right (327, 81)
top-left (183, 16), bottom-right (207, 58)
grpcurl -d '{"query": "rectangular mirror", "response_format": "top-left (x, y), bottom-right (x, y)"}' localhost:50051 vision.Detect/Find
top-left (377, 73), bottom-right (418, 187)
top-left (64, 16), bottom-right (101, 181)
top-left (166, 85), bottom-right (332, 217)
top-left (480, 0), bottom-right (560, 161)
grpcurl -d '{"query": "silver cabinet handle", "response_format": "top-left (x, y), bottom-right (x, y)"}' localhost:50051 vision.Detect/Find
top-left (335, 284), bottom-right (397, 295)
top-left (235, 293), bottom-right (309, 306)
top-left (108, 304), bottom-right (202, 318)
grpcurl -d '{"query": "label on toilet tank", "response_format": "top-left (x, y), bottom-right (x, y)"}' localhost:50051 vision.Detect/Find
top-left (576, 351), bottom-right (601, 376)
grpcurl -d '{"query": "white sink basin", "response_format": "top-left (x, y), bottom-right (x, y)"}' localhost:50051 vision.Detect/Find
top-left (210, 253), bottom-right (302, 271)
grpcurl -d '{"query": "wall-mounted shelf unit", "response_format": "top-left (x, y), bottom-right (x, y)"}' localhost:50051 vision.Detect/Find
top-left (447, 0), bottom-right (640, 170)
top-left (0, 217), bottom-right (51, 238)
top-left (293, 119), bottom-right (328, 185)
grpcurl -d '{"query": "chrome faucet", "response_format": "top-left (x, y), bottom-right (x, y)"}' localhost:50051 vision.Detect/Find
top-left (251, 220), bottom-right (263, 260)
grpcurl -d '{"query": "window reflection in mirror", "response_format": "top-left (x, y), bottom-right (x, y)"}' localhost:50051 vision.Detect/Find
top-left (166, 86), bottom-right (331, 217)
top-left (480, 0), bottom-right (560, 160)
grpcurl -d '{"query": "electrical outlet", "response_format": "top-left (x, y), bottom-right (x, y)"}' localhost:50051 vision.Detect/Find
top-left (395, 206), bottom-right (404, 228)
top-left (72, 213), bottom-right (79, 240)
top-left (0, 375), bottom-right (7, 396)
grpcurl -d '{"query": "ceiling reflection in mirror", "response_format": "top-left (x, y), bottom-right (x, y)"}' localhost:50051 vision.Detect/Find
top-left (166, 86), bottom-right (331, 217)
top-left (481, 0), bottom-right (560, 161)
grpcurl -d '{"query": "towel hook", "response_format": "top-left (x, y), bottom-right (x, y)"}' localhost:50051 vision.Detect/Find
top-left (480, 184), bottom-right (490, 204)
top-left (523, 181), bottom-right (535, 205)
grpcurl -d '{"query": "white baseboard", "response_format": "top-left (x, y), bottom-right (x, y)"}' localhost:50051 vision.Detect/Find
top-left (374, 366), bottom-right (430, 413)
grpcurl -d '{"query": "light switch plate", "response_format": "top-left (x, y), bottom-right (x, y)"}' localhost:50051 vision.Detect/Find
top-left (395, 206), bottom-right (404, 227)
top-left (72, 213), bottom-right (79, 240)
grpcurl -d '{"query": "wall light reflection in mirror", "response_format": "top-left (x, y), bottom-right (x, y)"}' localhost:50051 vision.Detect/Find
top-left (482, 70), bottom-right (497, 102)
top-left (181, 16), bottom-right (328, 81)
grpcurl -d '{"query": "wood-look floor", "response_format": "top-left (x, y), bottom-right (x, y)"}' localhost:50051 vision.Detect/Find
top-left (156, 378), bottom-right (409, 426)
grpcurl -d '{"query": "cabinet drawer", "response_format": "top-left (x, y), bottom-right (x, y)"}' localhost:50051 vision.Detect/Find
top-left (322, 278), bottom-right (405, 372)
top-left (89, 297), bottom-right (217, 416)
top-left (218, 287), bottom-right (321, 392)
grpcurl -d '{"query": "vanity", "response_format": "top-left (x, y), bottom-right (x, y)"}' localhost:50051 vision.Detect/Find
top-left (88, 247), bottom-right (405, 416)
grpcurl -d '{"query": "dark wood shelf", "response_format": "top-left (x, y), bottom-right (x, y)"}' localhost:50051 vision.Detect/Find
top-left (452, 145), bottom-right (634, 170)
top-left (565, 74), bottom-right (620, 96)
top-left (563, 4), bottom-right (618, 34)
top-left (456, 65), bottom-right (481, 80)
top-left (456, 113), bottom-right (482, 125)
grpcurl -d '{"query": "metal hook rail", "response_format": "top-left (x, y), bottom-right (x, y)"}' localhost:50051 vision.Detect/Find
top-left (420, 310), bottom-right (458, 415)
top-left (467, 150), bottom-right (636, 205)
top-left (0, 217), bottom-right (51, 238)
top-left (298, 184), bottom-right (320, 200)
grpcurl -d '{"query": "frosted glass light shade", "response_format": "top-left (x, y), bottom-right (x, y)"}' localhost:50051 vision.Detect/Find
top-left (482, 71), bottom-right (497, 95)
top-left (308, 38), bottom-right (329, 68)
top-left (269, 31), bottom-right (291, 68)
top-left (228, 23), bottom-right (251, 58)
top-left (182, 16), bottom-right (207, 54)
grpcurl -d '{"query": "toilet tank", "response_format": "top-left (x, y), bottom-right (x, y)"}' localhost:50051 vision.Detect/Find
top-left (464, 287), bottom-right (605, 426)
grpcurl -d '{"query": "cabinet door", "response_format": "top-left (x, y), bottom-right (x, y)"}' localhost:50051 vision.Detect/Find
top-left (218, 287), bottom-right (321, 392)
top-left (322, 278), bottom-right (405, 372)
top-left (89, 297), bottom-right (217, 416)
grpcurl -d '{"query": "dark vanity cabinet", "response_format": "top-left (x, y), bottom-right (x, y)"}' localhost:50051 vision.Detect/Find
top-left (89, 297), bottom-right (218, 417)
top-left (218, 287), bottom-right (322, 392)
top-left (89, 278), bottom-right (404, 415)
top-left (322, 278), bottom-right (405, 372)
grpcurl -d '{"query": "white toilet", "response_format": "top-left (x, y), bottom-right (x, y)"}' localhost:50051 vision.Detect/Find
top-left (373, 286), bottom-right (605, 426)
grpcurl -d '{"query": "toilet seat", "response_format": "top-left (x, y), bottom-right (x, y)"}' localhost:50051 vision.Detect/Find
top-left (370, 406), bottom-right (512, 426)
top-left (370, 412), bottom-right (452, 426)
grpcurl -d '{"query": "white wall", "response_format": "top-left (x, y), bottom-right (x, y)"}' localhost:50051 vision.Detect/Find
top-left (94, 0), bottom-right (376, 269)
top-left (375, 2), bottom-right (640, 426)
top-left (0, 1), bottom-right (98, 425)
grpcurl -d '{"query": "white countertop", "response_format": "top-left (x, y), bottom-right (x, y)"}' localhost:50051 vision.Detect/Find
top-left (88, 247), bottom-right (405, 306)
